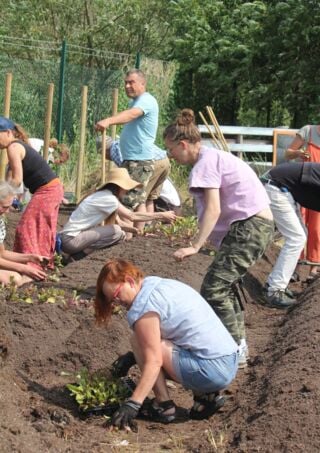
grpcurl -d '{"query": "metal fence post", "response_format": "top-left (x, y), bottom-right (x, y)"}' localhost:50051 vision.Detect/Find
top-left (135, 52), bottom-right (141, 69)
top-left (56, 39), bottom-right (67, 143)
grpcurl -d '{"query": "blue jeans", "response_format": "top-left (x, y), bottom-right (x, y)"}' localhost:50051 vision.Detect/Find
top-left (172, 347), bottom-right (239, 393)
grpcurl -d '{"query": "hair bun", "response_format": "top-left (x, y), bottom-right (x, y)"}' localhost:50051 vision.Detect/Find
top-left (176, 108), bottom-right (195, 126)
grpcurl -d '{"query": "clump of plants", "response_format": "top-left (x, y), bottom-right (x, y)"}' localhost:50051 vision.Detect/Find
top-left (3, 278), bottom-right (90, 307)
top-left (146, 215), bottom-right (198, 245)
top-left (66, 368), bottom-right (132, 411)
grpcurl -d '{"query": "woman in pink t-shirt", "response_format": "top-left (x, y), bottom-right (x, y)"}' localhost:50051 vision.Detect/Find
top-left (163, 109), bottom-right (274, 371)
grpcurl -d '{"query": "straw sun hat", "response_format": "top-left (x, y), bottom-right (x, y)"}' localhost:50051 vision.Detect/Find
top-left (103, 168), bottom-right (142, 191)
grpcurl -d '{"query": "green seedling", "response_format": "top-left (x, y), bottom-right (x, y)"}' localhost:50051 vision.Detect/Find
top-left (147, 215), bottom-right (198, 245)
top-left (66, 368), bottom-right (131, 410)
top-left (37, 287), bottom-right (66, 304)
top-left (53, 253), bottom-right (64, 268)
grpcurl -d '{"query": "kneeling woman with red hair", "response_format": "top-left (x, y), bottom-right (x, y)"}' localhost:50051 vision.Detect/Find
top-left (95, 258), bottom-right (239, 430)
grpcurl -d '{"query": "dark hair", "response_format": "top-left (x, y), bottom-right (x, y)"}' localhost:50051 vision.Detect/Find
top-left (97, 183), bottom-right (121, 197)
top-left (163, 108), bottom-right (201, 144)
top-left (95, 259), bottom-right (145, 325)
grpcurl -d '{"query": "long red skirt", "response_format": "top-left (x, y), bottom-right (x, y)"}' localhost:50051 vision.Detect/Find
top-left (13, 180), bottom-right (64, 268)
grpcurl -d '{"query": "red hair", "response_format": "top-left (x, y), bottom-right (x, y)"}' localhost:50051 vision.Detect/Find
top-left (95, 259), bottom-right (144, 325)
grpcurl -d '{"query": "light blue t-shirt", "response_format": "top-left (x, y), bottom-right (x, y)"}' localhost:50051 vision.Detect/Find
top-left (127, 276), bottom-right (238, 359)
top-left (120, 92), bottom-right (159, 161)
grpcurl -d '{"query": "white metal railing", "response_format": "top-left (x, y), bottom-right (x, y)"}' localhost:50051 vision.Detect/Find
top-left (199, 124), bottom-right (298, 166)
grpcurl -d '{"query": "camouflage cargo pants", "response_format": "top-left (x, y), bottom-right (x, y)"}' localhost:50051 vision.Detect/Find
top-left (201, 215), bottom-right (274, 344)
top-left (121, 160), bottom-right (155, 210)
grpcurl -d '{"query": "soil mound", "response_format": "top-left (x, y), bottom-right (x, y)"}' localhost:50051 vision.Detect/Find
top-left (1, 211), bottom-right (320, 452)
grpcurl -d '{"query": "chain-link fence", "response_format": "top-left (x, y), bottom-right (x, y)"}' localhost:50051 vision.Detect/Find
top-left (0, 35), bottom-right (176, 191)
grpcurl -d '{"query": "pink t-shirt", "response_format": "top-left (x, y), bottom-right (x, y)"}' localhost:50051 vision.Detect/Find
top-left (189, 146), bottom-right (270, 248)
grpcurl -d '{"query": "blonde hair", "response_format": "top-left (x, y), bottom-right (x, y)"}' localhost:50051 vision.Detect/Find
top-left (163, 108), bottom-right (201, 144)
top-left (0, 181), bottom-right (16, 200)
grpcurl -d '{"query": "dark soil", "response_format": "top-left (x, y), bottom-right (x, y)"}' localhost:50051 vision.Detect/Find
top-left (1, 210), bottom-right (320, 452)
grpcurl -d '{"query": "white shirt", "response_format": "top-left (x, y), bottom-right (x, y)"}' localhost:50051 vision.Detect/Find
top-left (29, 138), bottom-right (54, 162)
top-left (160, 179), bottom-right (180, 207)
top-left (62, 190), bottom-right (119, 237)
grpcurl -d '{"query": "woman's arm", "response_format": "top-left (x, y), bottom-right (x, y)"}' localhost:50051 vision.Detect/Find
top-left (174, 188), bottom-right (220, 261)
top-left (285, 134), bottom-right (310, 160)
top-left (6, 142), bottom-right (25, 187)
top-left (115, 215), bottom-right (139, 234)
top-left (130, 313), bottom-right (163, 404)
top-left (117, 202), bottom-right (177, 223)
top-left (0, 244), bottom-right (46, 280)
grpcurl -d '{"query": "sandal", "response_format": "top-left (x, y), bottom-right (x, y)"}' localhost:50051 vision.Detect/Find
top-left (111, 351), bottom-right (136, 378)
top-left (140, 398), bottom-right (176, 424)
top-left (189, 392), bottom-right (225, 420)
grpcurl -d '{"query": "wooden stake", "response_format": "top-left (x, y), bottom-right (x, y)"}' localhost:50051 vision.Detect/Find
top-left (43, 83), bottom-right (54, 162)
top-left (0, 73), bottom-right (13, 181)
top-left (75, 85), bottom-right (88, 203)
top-left (110, 88), bottom-right (118, 141)
top-left (206, 106), bottom-right (229, 152)
top-left (101, 129), bottom-right (106, 184)
top-left (199, 111), bottom-right (222, 149)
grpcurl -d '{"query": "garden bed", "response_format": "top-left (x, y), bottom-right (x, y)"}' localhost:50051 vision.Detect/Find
top-left (0, 211), bottom-right (319, 452)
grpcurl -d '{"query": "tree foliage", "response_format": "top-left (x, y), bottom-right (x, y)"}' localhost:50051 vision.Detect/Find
top-left (1, 0), bottom-right (320, 127)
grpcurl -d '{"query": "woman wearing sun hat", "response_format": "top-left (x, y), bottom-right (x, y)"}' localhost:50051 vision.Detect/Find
top-left (0, 116), bottom-right (64, 269)
top-left (60, 167), bottom-right (176, 260)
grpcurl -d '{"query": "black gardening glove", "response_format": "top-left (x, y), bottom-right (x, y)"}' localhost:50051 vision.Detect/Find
top-left (111, 399), bottom-right (141, 432)
top-left (111, 351), bottom-right (136, 378)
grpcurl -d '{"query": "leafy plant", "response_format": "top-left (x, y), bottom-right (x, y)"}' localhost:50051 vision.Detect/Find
top-left (146, 215), bottom-right (198, 245)
top-left (66, 369), bottom-right (131, 410)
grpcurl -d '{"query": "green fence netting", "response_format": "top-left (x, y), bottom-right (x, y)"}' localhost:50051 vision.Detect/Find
top-left (0, 36), bottom-right (176, 191)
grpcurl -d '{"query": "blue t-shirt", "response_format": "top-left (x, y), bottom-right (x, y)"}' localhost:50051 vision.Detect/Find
top-left (127, 276), bottom-right (238, 359)
top-left (120, 92), bottom-right (159, 161)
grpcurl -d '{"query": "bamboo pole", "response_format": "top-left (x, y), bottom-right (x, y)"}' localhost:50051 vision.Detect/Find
top-left (0, 73), bottom-right (13, 180)
top-left (43, 83), bottom-right (54, 162)
top-left (101, 129), bottom-right (107, 184)
top-left (75, 85), bottom-right (88, 203)
top-left (198, 111), bottom-right (222, 149)
top-left (206, 106), bottom-right (229, 152)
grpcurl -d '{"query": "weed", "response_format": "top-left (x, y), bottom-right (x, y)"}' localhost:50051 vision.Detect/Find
top-left (205, 428), bottom-right (226, 452)
top-left (66, 368), bottom-right (131, 411)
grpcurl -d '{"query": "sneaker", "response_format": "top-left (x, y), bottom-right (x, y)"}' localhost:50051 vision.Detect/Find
top-left (264, 290), bottom-right (297, 309)
top-left (238, 349), bottom-right (248, 368)
top-left (263, 283), bottom-right (297, 299)
top-left (238, 339), bottom-right (249, 369)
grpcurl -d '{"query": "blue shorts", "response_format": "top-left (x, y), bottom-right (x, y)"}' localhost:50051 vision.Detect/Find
top-left (172, 347), bottom-right (239, 393)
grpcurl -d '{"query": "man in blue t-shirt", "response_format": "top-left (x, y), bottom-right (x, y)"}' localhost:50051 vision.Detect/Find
top-left (95, 69), bottom-right (158, 217)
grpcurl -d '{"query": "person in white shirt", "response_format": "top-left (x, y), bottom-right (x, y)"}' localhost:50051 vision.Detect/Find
top-left (60, 168), bottom-right (176, 261)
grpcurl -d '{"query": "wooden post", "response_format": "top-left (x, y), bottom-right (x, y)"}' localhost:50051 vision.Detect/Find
top-left (111, 88), bottom-right (118, 141)
top-left (75, 86), bottom-right (88, 203)
top-left (236, 134), bottom-right (243, 160)
top-left (43, 83), bottom-right (54, 162)
top-left (0, 73), bottom-right (13, 181)
top-left (101, 130), bottom-right (106, 184)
